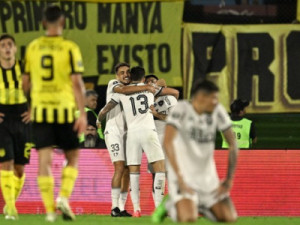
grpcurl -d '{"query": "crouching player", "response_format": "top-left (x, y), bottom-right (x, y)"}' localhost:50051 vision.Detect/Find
top-left (153, 80), bottom-right (239, 223)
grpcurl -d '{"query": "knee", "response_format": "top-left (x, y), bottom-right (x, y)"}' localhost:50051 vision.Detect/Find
top-left (224, 213), bottom-right (238, 223)
top-left (14, 165), bottom-right (25, 178)
top-left (1, 160), bottom-right (14, 171)
top-left (114, 163), bottom-right (125, 175)
top-left (177, 214), bottom-right (197, 223)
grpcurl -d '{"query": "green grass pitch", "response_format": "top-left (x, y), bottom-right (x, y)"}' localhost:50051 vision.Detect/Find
top-left (0, 215), bottom-right (300, 225)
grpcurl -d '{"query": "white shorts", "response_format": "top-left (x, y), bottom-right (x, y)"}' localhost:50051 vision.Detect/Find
top-left (126, 129), bottom-right (165, 166)
top-left (167, 168), bottom-right (228, 222)
top-left (105, 129), bottom-right (125, 163)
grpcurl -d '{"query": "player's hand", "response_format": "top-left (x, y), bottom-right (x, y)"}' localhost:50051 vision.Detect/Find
top-left (146, 84), bottom-right (158, 94)
top-left (74, 114), bottom-right (87, 135)
top-left (178, 175), bottom-right (195, 195)
top-left (0, 112), bottom-right (5, 123)
top-left (21, 110), bottom-right (31, 124)
top-left (156, 79), bottom-right (167, 87)
top-left (216, 179), bottom-right (233, 197)
top-left (149, 105), bottom-right (158, 116)
top-left (96, 119), bottom-right (102, 129)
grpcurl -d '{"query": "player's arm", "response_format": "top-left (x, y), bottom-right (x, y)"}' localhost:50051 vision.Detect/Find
top-left (150, 105), bottom-right (167, 121)
top-left (114, 84), bottom-right (157, 95)
top-left (164, 125), bottom-right (194, 194)
top-left (219, 127), bottom-right (239, 195)
top-left (21, 73), bottom-right (32, 124)
top-left (158, 87), bottom-right (179, 99)
top-left (250, 122), bottom-right (257, 144)
top-left (72, 74), bottom-right (87, 134)
top-left (97, 100), bottom-right (118, 122)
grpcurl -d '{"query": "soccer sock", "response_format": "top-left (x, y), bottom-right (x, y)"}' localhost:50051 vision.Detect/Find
top-left (119, 191), bottom-right (128, 211)
top-left (59, 166), bottom-right (78, 199)
top-left (14, 173), bottom-right (26, 200)
top-left (153, 172), bottom-right (166, 207)
top-left (111, 188), bottom-right (121, 209)
top-left (130, 172), bottom-right (140, 212)
top-left (37, 176), bottom-right (55, 213)
top-left (0, 170), bottom-right (16, 210)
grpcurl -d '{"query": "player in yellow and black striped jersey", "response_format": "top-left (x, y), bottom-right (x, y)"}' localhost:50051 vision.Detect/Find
top-left (22, 5), bottom-right (87, 222)
top-left (0, 34), bottom-right (33, 220)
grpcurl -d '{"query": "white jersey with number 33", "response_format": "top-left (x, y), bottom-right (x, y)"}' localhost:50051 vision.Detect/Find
top-left (111, 83), bottom-right (156, 131)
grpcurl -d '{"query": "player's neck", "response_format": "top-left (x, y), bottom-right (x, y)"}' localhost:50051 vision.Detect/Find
top-left (192, 101), bottom-right (205, 115)
top-left (0, 57), bottom-right (15, 69)
top-left (46, 27), bottom-right (63, 36)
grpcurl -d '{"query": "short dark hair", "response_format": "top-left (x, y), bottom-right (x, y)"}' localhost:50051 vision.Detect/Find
top-left (130, 66), bottom-right (145, 81)
top-left (114, 62), bottom-right (130, 73)
top-left (85, 90), bottom-right (98, 98)
top-left (0, 34), bottom-right (16, 44)
top-left (43, 5), bottom-right (63, 23)
top-left (145, 74), bottom-right (159, 81)
top-left (191, 79), bottom-right (219, 96)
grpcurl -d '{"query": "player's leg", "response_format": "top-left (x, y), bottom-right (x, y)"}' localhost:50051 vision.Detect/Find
top-left (144, 130), bottom-right (166, 208)
top-left (119, 165), bottom-right (131, 216)
top-left (0, 125), bottom-right (18, 219)
top-left (175, 199), bottom-right (198, 223)
top-left (13, 164), bottom-right (26, 200)
top-left (126, 130), bottom-right (143, 217)
top-left (129, 165), bottom-right (142, 217)
top-left (105, 132), bottom-right (126, 216)
top-left (111, 160), bottom-right (125, 216)
top-left (56, 123), bottom-right (81, 221)
top-left (209, 197), bottom-right (238, 223)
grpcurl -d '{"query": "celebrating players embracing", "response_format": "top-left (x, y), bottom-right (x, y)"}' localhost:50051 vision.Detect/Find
top-left (22, 5), bottom-right (87, 222)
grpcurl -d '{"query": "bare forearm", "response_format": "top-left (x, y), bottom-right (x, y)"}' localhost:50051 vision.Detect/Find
top-left (160, 87), bottom-right (179, 99)
top-left (98, 101), bottom-right (117, 122)
top-left (73, 77), bottom-right (86, 115)
top-left (164, 141), bottom-right (181, 178)
top-left (226, 145), bottom-right (238, 181)
top-left (115, 85), bottom-right (147, 94)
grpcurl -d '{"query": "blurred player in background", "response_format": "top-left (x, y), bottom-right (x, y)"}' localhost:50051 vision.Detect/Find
top-left (22, 5), bottom-right (87, 222)
top-left (103, 62), bottom-right (158, 217)
top-left (222, 99), bottom-right (257, 149)
top-left (98, 66), bottom-right (166, 218)
top-left (154, 80), bottom-right (239, 223)
top-left (145, 75), bottom-right (178, 206)
top-left (0, 34), bottom-right (32, 220)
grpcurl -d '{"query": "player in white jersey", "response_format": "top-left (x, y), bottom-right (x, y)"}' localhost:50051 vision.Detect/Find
top-left (153, 80), bottom-right (239, 223)
top-left (98, 67), bottom-right (166, 218)
top-left (102, 62), bottom-right (158, 217)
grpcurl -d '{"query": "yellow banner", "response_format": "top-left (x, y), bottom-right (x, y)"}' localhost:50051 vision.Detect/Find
top-left (184, 23), bottom-right (300, 113)
top-left (0, 0), bottom-right (183, 86)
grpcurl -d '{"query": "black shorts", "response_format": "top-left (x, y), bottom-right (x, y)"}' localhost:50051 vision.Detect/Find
top-left (0, 104), bottom-right (32, 165)
top-left (33, 122), bottom-right (79, 151)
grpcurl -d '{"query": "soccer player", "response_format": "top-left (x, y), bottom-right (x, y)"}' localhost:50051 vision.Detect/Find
top-left (221, 99), bottom-right (257, 149)
top-left (22, 5), bottom-right (87, 222)
top-left (162, 80), bottom-right (239, 223)
top-left (98, 66), bottom-right (166, 217)
top-left (0, 34), bottom-right (32, 220)
top-left (103, 62), bottom-right (158, 217)
top-left (145, 75), bottom-right (178, 206)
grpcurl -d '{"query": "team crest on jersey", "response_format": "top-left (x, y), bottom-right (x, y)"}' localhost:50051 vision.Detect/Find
top-left (0, 148), bottom-right (5, 157)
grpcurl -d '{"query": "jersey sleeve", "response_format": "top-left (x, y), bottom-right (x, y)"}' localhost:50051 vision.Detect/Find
top-left (154, 86), bottom-right (163, 97)
top-left (108, 79), bottom-right (121, 93)
top-left (216, 104), bottom-right (232, 132)
top-left (69, 43), bottom-right (84, 74)
top-left (110, 93), bottom-right (121, 104)
top-left (166, 102), bottom-right (185, 129)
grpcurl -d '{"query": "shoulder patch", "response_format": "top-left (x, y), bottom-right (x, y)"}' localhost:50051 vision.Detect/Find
top-left (113, 81), bottom-right (119, 85)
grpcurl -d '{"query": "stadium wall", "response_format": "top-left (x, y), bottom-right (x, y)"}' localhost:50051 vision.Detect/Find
top-left (0, 149), bottom-right (299, 216)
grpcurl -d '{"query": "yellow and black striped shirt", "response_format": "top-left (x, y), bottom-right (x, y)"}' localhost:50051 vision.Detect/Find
top-left (0, 60), bottom-right (27, 105)
top-left (24, 36), bottom-right (84, 124)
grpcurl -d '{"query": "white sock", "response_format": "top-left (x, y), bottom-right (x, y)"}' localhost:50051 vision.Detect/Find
top-left (111, 188), bottom-right (121, 209)
top-left (153, 172), bottom-right (166, 207)
top-left (119, 191), bottom-right (128, 211)
top-left (130, 173), bottom-right (140, 212)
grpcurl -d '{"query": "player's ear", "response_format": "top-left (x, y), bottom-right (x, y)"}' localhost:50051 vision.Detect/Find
top-left (60, 16), bottom-right (65, 27)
